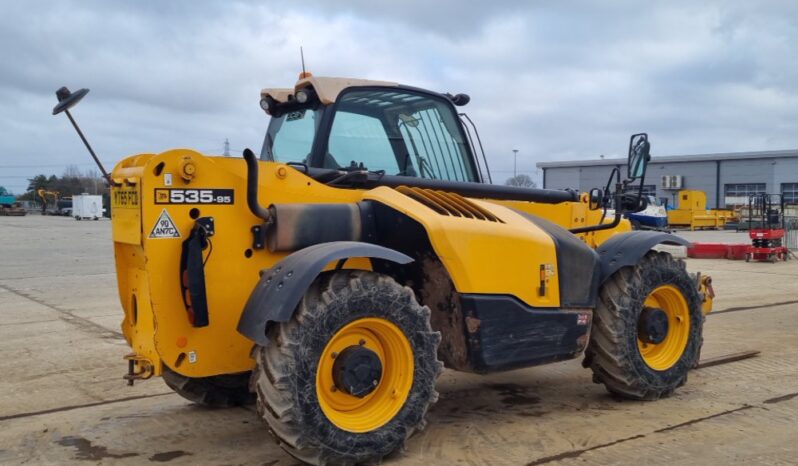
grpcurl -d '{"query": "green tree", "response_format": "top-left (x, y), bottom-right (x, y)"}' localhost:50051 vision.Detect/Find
top-left (26, 175), bottom-right (49, 192)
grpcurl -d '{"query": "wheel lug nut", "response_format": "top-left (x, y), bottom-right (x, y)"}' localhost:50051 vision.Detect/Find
top-left (331, 352), bottom-right (338, 359)
top-left (358, 339), bottom-right (366, 346)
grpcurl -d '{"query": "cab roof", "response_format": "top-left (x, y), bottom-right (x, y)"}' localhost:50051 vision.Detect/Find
top-left (260, 75), bottom-right (399, 105)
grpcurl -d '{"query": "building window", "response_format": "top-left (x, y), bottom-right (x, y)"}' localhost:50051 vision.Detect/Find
top-left (626, 184), bottom-right (656, 196)
top-left (782, 183), bottom-right (798, 205)
top-left (724, 183), bottom-right (766, 207)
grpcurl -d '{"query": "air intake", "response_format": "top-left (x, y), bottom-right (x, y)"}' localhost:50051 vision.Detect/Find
top-left (395, 186), bottom-right (503, 223)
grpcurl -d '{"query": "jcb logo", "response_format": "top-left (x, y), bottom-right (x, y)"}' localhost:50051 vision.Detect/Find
top-left (155, 189), bottom-right (170, 203)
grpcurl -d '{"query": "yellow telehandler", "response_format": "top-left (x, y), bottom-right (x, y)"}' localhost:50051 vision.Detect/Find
top-left (54, 75), bottom-right (712, 465)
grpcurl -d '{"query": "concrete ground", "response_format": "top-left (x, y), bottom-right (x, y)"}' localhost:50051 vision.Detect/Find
top-left (1, 215), bottom-right (797, 465)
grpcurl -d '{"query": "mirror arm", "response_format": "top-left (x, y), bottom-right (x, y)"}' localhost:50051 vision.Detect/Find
top-left (572, 133), bottom-right (650, 234)
top-left (571, 189), bottom-right (622, 234)
top-left (569, 208), bottom-right (622, 234)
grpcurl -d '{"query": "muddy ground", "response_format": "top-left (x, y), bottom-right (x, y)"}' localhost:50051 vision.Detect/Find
top-left (1, 216), bottom-right (797, 465)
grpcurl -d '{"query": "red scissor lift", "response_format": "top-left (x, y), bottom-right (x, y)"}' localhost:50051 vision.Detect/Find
top-left (745, 193), bottom-right (790, 263)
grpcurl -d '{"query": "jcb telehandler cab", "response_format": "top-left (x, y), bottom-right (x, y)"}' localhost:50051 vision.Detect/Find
top-left (54, 74), bottom-right (712, 465)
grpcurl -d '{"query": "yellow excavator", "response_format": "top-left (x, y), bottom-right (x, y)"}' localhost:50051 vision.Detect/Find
top-left (36, 189), bottom-right (60, 215)
top-left (54, 75), bottom-right (713, 465)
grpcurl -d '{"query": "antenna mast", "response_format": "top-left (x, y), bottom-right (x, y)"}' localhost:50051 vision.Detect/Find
top-left (300, 46), bottom-right (306, 75)
top-left (51, 87), bottom-right (114, 185)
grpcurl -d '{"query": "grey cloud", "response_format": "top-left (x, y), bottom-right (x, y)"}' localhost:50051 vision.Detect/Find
top-left (2, 1), bottom-right (798, 193)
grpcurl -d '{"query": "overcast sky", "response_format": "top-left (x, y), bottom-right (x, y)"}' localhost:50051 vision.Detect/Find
top-left (2, 1), bottom-right (798, 193)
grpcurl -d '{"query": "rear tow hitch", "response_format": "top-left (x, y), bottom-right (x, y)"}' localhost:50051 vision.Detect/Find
top-left (123, 353), bottom-right (154, 386)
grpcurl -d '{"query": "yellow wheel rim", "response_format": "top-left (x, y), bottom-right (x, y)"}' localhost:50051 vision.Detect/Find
top-left (316, 317), bottom-right (414, 433)
top-left (637, 285), bottom-right (690, 371)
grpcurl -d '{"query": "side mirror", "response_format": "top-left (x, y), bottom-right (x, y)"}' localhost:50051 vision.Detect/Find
top-left (588, 188), bottom-right (603, 210)
top-left (627, 133), bottom-right (650, 180)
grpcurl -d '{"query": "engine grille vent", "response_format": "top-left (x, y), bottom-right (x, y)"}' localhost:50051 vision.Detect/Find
top-left (395, 186), bottom-right (503, 223)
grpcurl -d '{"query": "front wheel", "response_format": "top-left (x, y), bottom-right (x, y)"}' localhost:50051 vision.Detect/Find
top-left (251, 270), bottom-right (442, 465)
top-left (584, 251), bottom-right (703, 400)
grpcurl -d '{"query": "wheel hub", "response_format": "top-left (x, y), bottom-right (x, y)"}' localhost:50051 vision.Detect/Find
top-left (332, 345), bottom-right (383, 397)
top-left (638, 307), bottom-right (669, 344)
top-left (317, 317), bottom-right (414, 432)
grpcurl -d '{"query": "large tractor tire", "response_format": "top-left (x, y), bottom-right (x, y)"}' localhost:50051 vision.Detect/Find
top-left (162, 367), bottom-right (254, 407)
top-left (251, 270), bottom-right (442, 465)
top-left (584, 251), bottom-right (703, 400)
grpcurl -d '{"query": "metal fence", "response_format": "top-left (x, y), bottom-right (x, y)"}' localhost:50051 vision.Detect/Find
top-left (786, 216), bottom-right (798, 250)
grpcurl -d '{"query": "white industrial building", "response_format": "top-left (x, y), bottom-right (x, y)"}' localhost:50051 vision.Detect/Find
top-left (537, 149), bottom-right (798, 209)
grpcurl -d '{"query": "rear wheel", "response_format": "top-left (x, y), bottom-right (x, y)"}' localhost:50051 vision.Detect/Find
top-left (584, 251), bottom-right (703, 400)
top-left (251, 270), bottom-right (442, 465)
top-left (162, 367), bottom-right (254, 407)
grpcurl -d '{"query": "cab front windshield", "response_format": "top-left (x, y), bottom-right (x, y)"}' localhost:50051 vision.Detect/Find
top-left (261, 88), bottom-right (478, 182)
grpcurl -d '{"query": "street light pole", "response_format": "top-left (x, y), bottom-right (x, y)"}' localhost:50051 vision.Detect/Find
top-left (512, 149), bottom-right (519, 178)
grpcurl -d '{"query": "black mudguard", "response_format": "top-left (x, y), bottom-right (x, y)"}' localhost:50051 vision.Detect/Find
top-left (237, 241), bottom-right (413, 346)
top-left (597, 231), bottom-right (690, 283)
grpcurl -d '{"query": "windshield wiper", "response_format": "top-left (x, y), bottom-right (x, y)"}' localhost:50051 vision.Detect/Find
top-left (326, 165), bottom-right (385, 187)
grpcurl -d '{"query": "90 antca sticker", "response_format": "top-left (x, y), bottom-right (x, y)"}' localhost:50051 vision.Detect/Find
top-left (149, 210), bottom-right (180, 238)
top-left (154, 188), bottom-right (234, 205)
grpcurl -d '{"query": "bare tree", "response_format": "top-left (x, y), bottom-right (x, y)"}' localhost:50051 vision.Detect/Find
top-left (505, 174), bottom-right (537, 188)
top-left (63, 164), bottom-right (82, 178)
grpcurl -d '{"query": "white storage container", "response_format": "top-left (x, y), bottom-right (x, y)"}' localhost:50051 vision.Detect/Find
top-left (72, 194), bottom-right (105, 220)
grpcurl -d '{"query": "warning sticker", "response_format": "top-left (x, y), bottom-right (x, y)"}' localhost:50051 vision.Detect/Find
top-left (149, 209), bottom-right (181, 239)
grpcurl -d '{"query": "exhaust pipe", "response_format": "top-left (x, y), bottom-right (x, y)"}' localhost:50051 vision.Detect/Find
top-left (243, 148), bottom-right (272, 222)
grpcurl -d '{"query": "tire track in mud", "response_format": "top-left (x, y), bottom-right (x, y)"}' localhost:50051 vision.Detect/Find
top-left (709, 299), bottom-right (798, 315)
top-left (524, 392), bottom-right (798, 465)
top-left (0, 392), bottom-right (174, 422)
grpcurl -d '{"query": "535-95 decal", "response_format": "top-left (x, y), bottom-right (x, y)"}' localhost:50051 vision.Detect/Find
top-left (155, 188), bottom-right (234, 205)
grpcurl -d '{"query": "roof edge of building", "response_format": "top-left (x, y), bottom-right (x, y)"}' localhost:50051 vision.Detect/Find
top-left (536, 148), bottom-right (798, 169)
